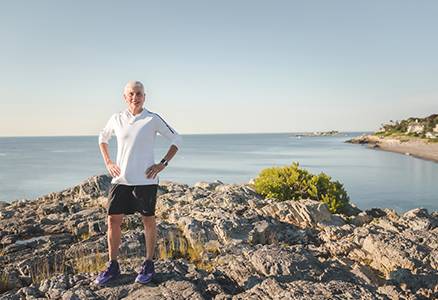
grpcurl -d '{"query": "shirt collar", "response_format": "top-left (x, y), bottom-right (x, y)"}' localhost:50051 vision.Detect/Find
top-left (125, 108), bottom-right (145, 118)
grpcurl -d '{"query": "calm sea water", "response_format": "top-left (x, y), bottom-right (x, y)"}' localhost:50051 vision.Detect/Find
top-left (0, 133), bottom-right (437, 212)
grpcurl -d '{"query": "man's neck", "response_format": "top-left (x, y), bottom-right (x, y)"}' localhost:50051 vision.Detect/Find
top-left (129, 107), bottom-right (144, 116)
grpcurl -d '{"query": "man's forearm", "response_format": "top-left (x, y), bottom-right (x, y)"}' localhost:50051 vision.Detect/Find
top-left (99, 143), bottom-right (112, 164)
top-left (161, 145), bottom-right (178, 164)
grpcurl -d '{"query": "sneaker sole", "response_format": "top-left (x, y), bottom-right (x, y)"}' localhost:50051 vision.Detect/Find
top-left (134, 274), bottom-right (155, 285)
top-left (95, 274), bottom-right (120, 285)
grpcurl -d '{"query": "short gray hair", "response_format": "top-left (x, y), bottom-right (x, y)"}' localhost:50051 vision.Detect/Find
top-left (123, 80), bottom-right (144, 95)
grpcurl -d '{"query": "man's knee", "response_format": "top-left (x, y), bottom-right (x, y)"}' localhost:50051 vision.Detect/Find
top-left (142, 215), bottom-right (155, 227)
top-left (108, 214), bottom-right (123, 229)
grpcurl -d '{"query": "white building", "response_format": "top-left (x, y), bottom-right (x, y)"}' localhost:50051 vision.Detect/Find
top-left (425, 132), bottom-right (437, 139)
top-left (406, 122), bottom-right (424, 134)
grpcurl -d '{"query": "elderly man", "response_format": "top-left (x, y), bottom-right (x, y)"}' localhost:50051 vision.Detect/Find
top-left (95, 81), bottom-right (181, 285)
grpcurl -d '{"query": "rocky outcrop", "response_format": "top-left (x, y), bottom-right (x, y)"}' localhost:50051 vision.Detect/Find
top-left (293, 131), bottom-right (340, 137)
top-left (346, 134), bottom-right (438, 163)
top-left (1, 175), bottom-right (437, 299)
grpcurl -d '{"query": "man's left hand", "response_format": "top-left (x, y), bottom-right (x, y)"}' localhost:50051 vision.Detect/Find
top-left (145, 163), bottom-right (165, 179)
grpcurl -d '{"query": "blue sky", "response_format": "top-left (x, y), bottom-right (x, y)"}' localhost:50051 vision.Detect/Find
top-left (1, 0), bottom-right (437, 136)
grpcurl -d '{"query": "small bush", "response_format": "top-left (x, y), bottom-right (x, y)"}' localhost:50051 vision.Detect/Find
top-left (253, 162), bottom-right (350, 214)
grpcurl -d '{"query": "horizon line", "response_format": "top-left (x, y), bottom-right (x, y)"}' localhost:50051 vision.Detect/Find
top-left (0, 130), bottom-right (374, 138)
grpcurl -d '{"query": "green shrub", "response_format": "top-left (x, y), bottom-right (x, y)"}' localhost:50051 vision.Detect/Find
top-left (253, 162), bottom-right (350, 214)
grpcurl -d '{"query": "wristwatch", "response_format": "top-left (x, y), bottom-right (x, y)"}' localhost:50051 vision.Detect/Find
top-left (160, 159), bottom-right (168, 167)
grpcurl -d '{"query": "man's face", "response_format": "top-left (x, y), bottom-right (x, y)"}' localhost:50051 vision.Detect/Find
top-left (124, 86), bottom-right (145, 111)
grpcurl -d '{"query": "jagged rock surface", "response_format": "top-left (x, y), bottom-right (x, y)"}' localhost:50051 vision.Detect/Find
top-left (1, 175), bottom-right (437, 299)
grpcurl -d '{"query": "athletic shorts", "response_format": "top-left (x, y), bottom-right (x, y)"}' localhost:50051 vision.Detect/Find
top-left (107, 184), bottom-right (158, 216)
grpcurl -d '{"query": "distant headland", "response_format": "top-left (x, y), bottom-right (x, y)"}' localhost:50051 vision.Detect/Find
top-left (346, 114), bottom-right (438, 162)
top-left (293, 130), bottom-right (341, 137)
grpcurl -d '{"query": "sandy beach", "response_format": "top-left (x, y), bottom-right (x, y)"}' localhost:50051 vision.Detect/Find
top-left (347, 135), bottom-right (438, 163)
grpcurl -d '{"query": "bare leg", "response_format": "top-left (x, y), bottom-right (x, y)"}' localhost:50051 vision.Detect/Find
top-left (107, 214), bottom-right (124, 261)
top-left (142, 215), bottom-right (156, 260)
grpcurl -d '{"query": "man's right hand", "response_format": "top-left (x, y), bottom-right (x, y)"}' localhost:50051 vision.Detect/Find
top-left (106, 160), bottom-right (121, 177)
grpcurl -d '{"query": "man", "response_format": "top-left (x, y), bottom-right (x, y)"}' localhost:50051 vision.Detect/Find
top-left (95, 80), bottom-right (181, 285)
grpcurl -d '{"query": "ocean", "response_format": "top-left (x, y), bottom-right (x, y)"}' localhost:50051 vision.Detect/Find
top-left (0, 133), bottom-right (437, 212)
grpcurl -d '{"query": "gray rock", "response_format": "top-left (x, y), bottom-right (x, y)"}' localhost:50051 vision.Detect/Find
top-left (216, 244), bottom-right (323, 289)
top-left (388, 268), bottom-right (438, 292)
top-left (342, 202), bottom-right (362, 216)
top-left (193, 180), bottom-right (223, 190)
top-left (401, 208), bottom-right (437, 231)
top-left (0, 211), bottom-right (14, 219)
top-left (1, 175), bottom-right (437, 300)
top-left (18, 286), bottom-right (43, 298)
top-left (61, 287), bottom-right (100, 300)
top-left (177, 217), bottom-right (219, 246)
top-left (247, 220), bottom-right (271, 245)
top-left (232, 278), bottom-right (385, 300)
top-left (0, 201), bottom-right (10, 210)
top-left (256, 199), bottom-right (345, 228)
top-left (125, 279), bottom-right (205, 300)
top-left (361, 232), bottom-right (429, 276)
top-left (350, 212), bottom-right (373, 226)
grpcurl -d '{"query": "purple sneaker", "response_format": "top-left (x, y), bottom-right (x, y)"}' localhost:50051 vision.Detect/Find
top-left (135, 260), bottom-right (155, 284)
top-left (95, 260), bottom-right (120, 285)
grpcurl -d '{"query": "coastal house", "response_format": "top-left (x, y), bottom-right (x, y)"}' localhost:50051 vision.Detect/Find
top-left (406, 121), bottom-right (424, 134)
top-left (425, 123), bottom-right (438, 138)
top-left (425, 132), bottom-right (437, 139)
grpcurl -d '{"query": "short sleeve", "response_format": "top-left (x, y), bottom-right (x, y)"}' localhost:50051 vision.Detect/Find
top-left (155, 114), bottom-right (182, 149)
top-left (98, 114), bottom-right (115, 144)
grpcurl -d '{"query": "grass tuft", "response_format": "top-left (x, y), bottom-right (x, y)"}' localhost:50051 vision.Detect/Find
top-left (158, 231), bottom-right (219, 272)
top-left (70, 248), bottom-right (107, 274)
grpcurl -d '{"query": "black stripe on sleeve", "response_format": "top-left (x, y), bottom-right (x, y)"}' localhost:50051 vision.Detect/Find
top-left (155, 113), bottom-right (175, 134)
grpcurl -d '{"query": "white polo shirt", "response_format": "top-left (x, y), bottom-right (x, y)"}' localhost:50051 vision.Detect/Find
top-left (98, 108), bottom-right (182, 185)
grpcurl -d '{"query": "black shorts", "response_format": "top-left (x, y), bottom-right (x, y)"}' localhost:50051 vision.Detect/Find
top-left (107, 184), bottom-right (158, 216)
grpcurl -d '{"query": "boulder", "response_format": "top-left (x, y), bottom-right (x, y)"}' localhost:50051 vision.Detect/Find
top-left (257, 199), bottom-right (345, 228)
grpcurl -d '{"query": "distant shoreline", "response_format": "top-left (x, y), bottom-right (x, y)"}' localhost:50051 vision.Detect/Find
top-left (0, 131), bottom-right (372, 138)
top-left (346, 135), bottom-right (438, 163)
